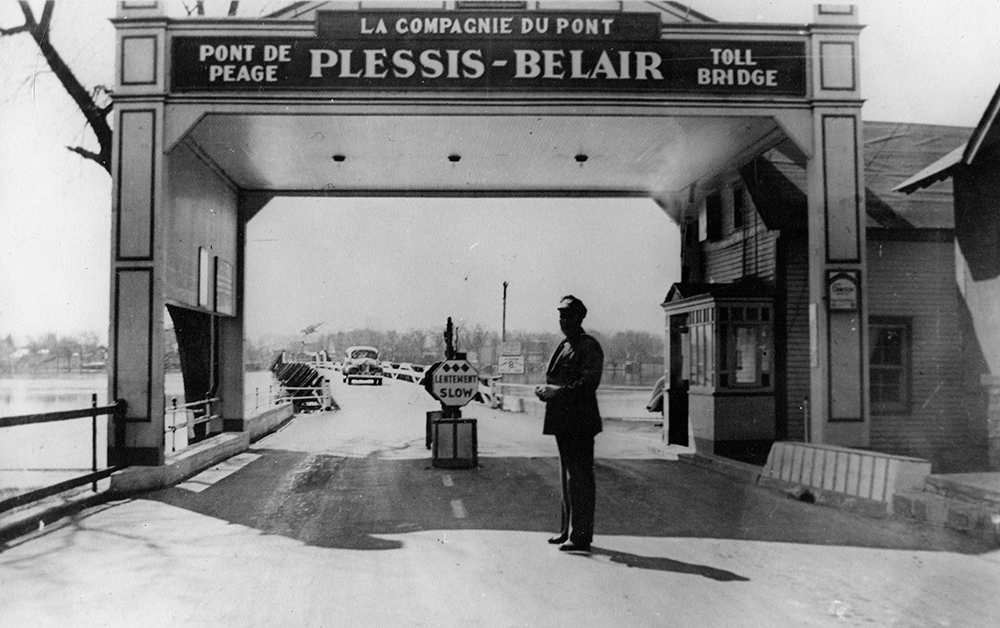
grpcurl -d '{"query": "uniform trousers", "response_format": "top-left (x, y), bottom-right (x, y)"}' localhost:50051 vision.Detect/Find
top-left (555, 434), bottom-right (596, 545)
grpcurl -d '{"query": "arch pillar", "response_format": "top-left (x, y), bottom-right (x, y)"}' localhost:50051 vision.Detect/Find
top-left (108, 106), bottom-right (168, 465)
top-left (804, 5), bottom-right (869, 446)
top-left (110, 1), bottom-right (246, 463)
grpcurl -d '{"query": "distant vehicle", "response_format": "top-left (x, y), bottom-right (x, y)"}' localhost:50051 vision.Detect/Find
top-left (342, 346), bottom-right (384, 385)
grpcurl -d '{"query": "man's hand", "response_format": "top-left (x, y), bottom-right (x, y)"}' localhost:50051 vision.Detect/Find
top-left (534, 384), bottom-right (560, 401)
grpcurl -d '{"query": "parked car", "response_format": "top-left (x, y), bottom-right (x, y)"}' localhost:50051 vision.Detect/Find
top-left (342, 346), bottom-right (384, 385)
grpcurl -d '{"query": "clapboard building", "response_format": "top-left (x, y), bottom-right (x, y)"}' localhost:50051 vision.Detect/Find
top-left (664, 121), bottom-right (989, 472)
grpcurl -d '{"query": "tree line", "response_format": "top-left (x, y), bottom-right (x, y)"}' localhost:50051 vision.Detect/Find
top-left (255, 325), bottom-right (664, 384)
top-left (0, 332), bottom-right (107, 375)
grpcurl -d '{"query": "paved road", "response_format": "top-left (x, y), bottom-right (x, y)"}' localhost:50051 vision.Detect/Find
top-left (2, 377), bottom-right (999, 627)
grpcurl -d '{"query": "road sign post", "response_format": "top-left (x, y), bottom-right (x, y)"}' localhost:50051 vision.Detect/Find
top-left (425, 358), bottom-right (480, 468)
top-left (424, 318), bottom-right (481, 468)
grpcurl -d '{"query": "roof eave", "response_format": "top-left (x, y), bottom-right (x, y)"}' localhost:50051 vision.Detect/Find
top-left (892, 143), bottom-right (966, 194)
top-left (964, 83), bottom-right (1000, 165)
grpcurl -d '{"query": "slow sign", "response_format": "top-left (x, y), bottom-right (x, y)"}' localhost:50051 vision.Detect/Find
top-left (428, 359), bottom-right (480, 407)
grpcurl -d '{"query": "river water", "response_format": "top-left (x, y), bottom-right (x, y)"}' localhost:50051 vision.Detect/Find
top-left (0, 371), bottom-right (277, 493)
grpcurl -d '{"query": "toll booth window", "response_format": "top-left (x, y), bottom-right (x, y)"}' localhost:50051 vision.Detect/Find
top-left (717, 306), bottom-right (773, 389)
top-left (686, 307), bottom-right (716, 387)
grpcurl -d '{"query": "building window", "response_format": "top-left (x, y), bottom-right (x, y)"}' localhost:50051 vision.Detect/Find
top-left (733, 186), bottom-right (745, 230)
top-left (869, 317), bottom-right (911, 414)
top-left (706, 193), bottom-right (723, 241)
top-left (684, 219), bottom-right (698, 247)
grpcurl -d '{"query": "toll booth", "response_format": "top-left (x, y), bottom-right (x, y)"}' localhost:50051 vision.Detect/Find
top-left (663, 281), bottom-right (775, 463)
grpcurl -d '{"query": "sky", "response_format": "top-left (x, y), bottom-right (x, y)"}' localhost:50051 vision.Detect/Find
top-left (2, 0), bottom-right (1000, 344)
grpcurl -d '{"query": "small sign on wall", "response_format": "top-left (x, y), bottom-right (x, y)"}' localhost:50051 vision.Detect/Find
top-left (828, 270), bottom-right (860, 311)
top-left (215, 258), bottom-right (235, 316)
top-left (198, 247), bottom-right (211, 308)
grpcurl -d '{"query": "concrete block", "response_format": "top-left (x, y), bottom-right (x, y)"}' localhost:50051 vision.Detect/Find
top-left (892, 493), bottom-right (915, 518)
top-left (780, 444), bottom-right (794, 481)
top-left (871, 456), bottom-right (888, 502)
top-left (822, 451), bottom-right (837, 491)
top-left (801, 446), bottom-right (815, 486)
top-left (846, 453), bottom-right (861, 495)
top-left (893, 458), bottom-right (933, 493)
top-left (835, 452), bottom-right (849, 492)
top-left (246, 403), bottom-right (294, 442)
top-left (811, 448), bottom-right (825, 489)
top-left (859, 455), bottom-right (874, 499)
top-left (762, 442), bottom-right (932, 512)
top-left (947, 508), bottom-right (974, 531)
top-left (109, 432), bottom-right (249, 495)
top-left (791, 444), bottom-right (805, 483)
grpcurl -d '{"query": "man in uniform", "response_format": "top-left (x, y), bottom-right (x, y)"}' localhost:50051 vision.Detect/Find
top-left (535, 295), bottom-right (604, 552)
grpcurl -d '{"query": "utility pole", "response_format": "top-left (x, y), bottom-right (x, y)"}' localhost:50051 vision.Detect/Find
top-left (502, 281), bottom-right (508, 342)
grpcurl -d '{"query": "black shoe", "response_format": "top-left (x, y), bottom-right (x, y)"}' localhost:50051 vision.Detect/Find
top-left (547, 534), bottom-right (569, 545)
top-left (559, 542), bottom-right (591, 552)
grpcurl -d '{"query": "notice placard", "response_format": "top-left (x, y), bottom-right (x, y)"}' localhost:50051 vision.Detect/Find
top-left (828, 271), bottom-right (859, 312)
top-left (498, 355), bottom-right (525, 375)
top-left (215, 258), bottom-right (235, 316)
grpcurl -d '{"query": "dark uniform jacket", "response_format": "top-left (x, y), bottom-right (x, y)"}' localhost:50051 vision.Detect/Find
top-left (542, 329), bottom-right (604, 439)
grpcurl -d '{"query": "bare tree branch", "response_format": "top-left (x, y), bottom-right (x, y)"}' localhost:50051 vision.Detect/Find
top-left (37, 0), bottom-right (55, 39)
top-left (0, 23), bottom-right (31, 36)
top-left (4, 1), bottom-right (112, 175)
top-left (66, 145), bottom-right (104, 167)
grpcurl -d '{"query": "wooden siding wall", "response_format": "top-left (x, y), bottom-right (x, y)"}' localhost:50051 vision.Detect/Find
top-left (868, 238), bottom-right (988, 472)
top-left (702, 182), bottom-right (778, 284)
top-left (782, 238), bottom-right (812, 441)
top-left (165, 143), bottom-right (238, 310)
top-left (704, 229), bottom-right (778, 283)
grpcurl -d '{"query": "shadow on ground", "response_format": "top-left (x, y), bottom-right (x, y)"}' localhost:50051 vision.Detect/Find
top-left (147, 449), bottom-right (994, 556)
top-left (588, 546), bottom-right (750, 581)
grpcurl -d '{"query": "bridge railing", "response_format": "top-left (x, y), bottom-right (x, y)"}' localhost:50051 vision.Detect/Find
top-left (274, 386), bottom-right (335, 411)
top-left (0, 396), bottom-right (125, 515)
top-left (164, 396), bottom-right (221, 453)
top-left (246, 384), bottom-right (281, 417)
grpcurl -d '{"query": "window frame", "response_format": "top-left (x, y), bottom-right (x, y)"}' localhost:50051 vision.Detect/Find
top-left (718, 305), bottom-right (773, 391)
top-left (706, 193), bottom-right (723, 241)
top-left (869, 316), bottom-right (912, 415)
top-left (733, 185), bottom-right (745, 230)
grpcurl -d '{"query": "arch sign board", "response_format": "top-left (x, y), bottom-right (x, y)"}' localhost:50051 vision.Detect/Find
top-left (171, 10), bottom-right (807, 96)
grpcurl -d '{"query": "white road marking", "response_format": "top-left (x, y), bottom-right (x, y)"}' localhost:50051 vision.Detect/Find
top-left (177, 453), bottom-right (262, 493)
top-left (450, 499), bottom-right (467, 519)
top-left (442, 475), bottom-right (454, 487)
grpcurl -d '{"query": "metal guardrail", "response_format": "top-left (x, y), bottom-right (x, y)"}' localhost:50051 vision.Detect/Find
top-left (0, 395), bottom-right (125, 514)
top-left (274, 386), bottom-right (334, 410)
top-left (164, 396), bottom-right (221, 451)
top-left (246, 384), bottom-right (281, 416)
